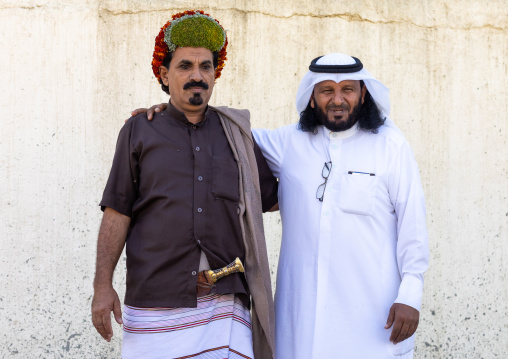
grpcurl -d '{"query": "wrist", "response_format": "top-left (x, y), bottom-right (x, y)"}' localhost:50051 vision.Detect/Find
top-left (93, 278), bottom-right (114, 291)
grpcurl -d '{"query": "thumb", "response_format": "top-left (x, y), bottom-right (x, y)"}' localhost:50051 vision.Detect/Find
top-left (113, 296), bottom-right (123, 325)
top-left (385, 306), bottom-right (395, 329)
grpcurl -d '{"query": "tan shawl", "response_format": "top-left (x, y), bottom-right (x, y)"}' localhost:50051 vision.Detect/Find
top-left (212, 106), bottom-right (275, 359)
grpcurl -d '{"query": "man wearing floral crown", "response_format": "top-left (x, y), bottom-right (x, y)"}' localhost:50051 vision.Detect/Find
top-left (91, 11), bottom-right (277, 359)
top-left (137, 52), bottom-right (429, 358)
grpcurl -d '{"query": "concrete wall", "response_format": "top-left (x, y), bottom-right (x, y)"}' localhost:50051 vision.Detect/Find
top-left (0, 0), bottom-right (506, 357)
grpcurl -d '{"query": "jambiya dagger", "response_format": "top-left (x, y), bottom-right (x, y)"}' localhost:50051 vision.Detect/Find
top-left (205, 257), bottom-right (245, 283)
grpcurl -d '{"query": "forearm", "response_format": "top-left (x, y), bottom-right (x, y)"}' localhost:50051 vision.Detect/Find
top-left (394, 197), bottom-right (429, 310)
top-left (93, 207), bottom-right (131, 289)
top-left (389, 144), bottom-right (429, 310)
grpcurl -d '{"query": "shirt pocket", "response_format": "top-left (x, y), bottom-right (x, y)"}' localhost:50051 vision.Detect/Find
top-left (211, 155), bottom-right (240, 203)
top-left (386, 333), bottom-right (415, 356)
top-left (339, 172), bottom-right (377, 216)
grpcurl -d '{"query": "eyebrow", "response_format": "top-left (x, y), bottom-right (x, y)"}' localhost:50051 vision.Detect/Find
top-left (178, 60), bottom-right (193, 66)
top-left (341, 81), bottom-right (358, 88)
top-left (177, 59), bottom-right (213, 66)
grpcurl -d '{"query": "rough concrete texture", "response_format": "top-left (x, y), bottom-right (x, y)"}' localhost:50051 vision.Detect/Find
top-left (0, 1), bottom-right (507, 358)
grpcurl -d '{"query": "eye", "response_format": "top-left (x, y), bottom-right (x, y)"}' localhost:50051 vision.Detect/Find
top-left (179, 64), bottom-right (190, 70)
top-left (201, 63), bottom-right (213, 70)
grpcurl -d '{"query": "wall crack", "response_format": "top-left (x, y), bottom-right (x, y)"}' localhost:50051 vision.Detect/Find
top-left (96, 6), bottom-right (506, 31)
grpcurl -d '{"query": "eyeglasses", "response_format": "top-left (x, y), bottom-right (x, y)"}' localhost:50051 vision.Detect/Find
top-left (316, 161), bottom-right (332, 202)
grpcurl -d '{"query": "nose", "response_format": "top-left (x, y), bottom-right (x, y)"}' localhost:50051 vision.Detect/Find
top-left (189, 67), bottom-right (204, 82)
top-left (331, 92), bottom-right (344, 105)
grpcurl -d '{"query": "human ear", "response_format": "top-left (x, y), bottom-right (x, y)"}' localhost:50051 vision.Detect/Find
top-left (159, 66), bottom-right (170, 86)
top-left (361, 85), bottom-right (367, 103)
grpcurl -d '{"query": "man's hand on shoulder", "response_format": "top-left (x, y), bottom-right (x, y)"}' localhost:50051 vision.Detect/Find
top-left (128, 103), bottom-right (167, 122)
top-left (385, 303), bottom-right (420, 345)
top-left (91, 285), bottom-right (123, 342)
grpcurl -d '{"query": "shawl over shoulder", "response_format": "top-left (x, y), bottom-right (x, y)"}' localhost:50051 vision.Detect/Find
top-left (211, 105), bottom-right (275, 359)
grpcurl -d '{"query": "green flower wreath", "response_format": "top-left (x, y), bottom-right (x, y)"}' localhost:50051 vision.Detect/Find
top-left (164, 14), bottom-right (226, 53)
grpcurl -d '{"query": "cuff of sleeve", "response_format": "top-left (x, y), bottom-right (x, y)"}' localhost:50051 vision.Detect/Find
top-left (99, 193), bottom-right (133, 218)
top-left (394, 273), bottom-right (424, 311)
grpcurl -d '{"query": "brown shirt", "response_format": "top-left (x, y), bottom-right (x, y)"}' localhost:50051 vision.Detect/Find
top-left (100, 102), bottom-right (278, 308)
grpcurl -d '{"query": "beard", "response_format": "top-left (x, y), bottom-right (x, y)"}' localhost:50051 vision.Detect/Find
top-left (315, 99), bottom-right (362, 132)
top-left (184, 81), bottom-right (208, 106)
top-left (188, 93), bottom-right (204, 106)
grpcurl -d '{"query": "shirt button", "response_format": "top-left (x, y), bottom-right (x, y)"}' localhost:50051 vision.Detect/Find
top-left (197, 208), bottom-right (203, 213)
top-left (195, 146), bottom-right (200, 152)
top-left (197, 239), bottom-right (201, 244)
top-left (198, 176), bottom-right (203, 181)
top-left (192, 125), bottom-right (197, 130)
top-left (331, 133), bottom-right (338, 138)
top-left (191, 271), bottom-right (197, 276)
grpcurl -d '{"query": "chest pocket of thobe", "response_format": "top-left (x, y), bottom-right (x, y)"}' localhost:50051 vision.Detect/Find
top-left (339, 173), bottom-right (377, 216)
top-left (211, 154), bottom-right (240, 204)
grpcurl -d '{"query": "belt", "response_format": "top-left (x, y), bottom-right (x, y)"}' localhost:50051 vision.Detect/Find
top-left (196, 257), bottom-right (244, 297)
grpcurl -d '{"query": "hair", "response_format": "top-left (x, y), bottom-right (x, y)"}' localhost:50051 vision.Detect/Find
top-left (298, 81), bottom-right (385, 134)
top-left (160, 51), bottom-right (220, 94)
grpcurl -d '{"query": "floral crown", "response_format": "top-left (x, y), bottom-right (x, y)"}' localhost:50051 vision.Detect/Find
top-left (151, 10), bottom-right (228, 83)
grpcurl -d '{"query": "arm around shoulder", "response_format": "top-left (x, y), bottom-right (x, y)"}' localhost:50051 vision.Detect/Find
top-left (251, 125), bottom-right (292, 178)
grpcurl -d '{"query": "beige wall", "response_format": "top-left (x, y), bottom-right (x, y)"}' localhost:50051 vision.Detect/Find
top-left (1, 0), bottom-right (507, 357)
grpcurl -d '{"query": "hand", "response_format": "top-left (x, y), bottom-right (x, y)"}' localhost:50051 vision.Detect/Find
top-left (385, 303), bottom-right (420, 344)
top-left (130, 103), bottom-right (168, 121)
top-left (268, 203), bottom-right (279, 212)
top-left (91, 286), bottom-right (123, 342)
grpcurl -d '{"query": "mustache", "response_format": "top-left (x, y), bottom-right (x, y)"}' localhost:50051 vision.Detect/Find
top-left (327, 103), bottom-right (350, 111)
top-left (183, 81), bottom-right (209, 90)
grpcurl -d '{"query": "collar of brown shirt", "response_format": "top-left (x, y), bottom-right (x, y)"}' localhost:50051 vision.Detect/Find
top-left (167, 100), bottom-right (209, 128)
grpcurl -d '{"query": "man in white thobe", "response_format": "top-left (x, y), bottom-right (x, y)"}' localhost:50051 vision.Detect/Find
top-left (253, 53), bottom-right (429, 358)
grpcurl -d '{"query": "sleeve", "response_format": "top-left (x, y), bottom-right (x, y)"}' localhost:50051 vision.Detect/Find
top-left (253, 138), bottom-right (278, 212)
top-left (251, 127), bottom-right (288, 178)
top-left (99, 121), bottom-right (139, 217)
top-left (388, 141), bottom-right (430, 311)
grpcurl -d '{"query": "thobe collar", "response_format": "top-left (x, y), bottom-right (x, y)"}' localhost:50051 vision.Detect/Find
top-left (319, 122), bottom-right (360, 142)
top-left (166, 100), bottom-right (210, 128)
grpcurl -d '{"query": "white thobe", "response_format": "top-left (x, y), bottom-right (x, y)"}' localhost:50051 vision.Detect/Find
top-left (253, 122), bottom-right (429, 359)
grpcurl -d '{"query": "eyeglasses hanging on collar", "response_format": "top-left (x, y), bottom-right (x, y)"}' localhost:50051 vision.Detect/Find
top-left (316, 161), bottom-right (332, 202)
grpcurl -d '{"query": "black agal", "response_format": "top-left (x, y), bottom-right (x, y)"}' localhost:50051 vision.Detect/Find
top-left (309, 56), bottom-right (363, 73)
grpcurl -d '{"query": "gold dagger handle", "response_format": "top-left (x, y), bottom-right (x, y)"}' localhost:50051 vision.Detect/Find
top-left (206, 257), bottom-right (245, 284)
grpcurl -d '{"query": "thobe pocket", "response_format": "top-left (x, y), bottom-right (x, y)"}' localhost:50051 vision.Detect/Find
top-left (211, 156), bottom-right (240, 203)
top-left (386, 333), bottom-right (415, 356)
top-left (339, 173), bottom-right (377, 216)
